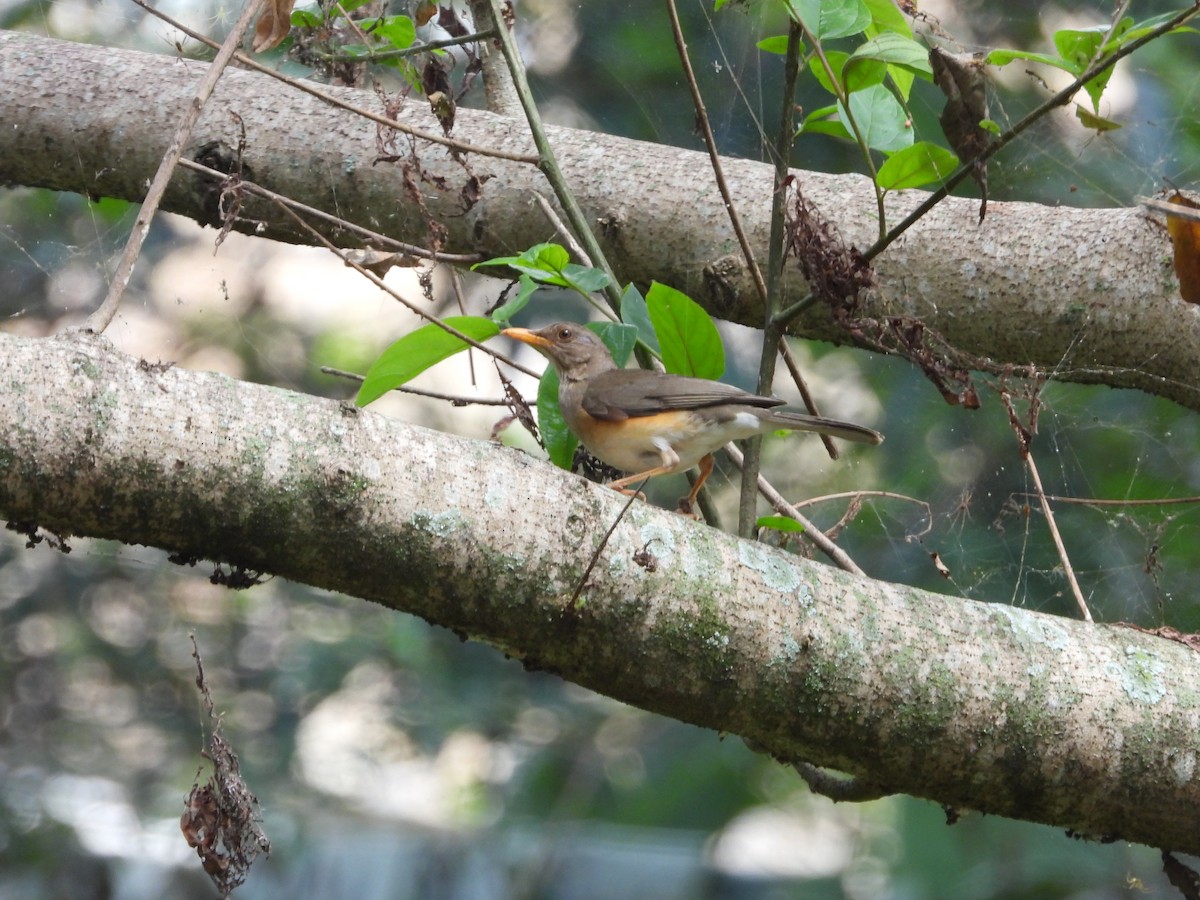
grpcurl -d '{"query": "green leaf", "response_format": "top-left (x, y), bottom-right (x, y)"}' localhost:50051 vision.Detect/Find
top-left (489, 275), bottom-right (538, 325)
top-left (756, 515), bottom-right (806, 533)
top-left (537, 367), bottom-right (576, 469)
top-left (876, 141), bottom-right (960, 190)
top-left (537, 323), bottom-right (637, 469)
top-left (1115, 11), bottom-right (1198, 46)
top-left (645, 282), bottom-right (724, 379)
top-left (757, 35), bottom-right (793, 55)
top-left (787, 0), bottom-right (871, 40)
top-left (800, 104), bottom-right (853, 141)
top-left (1053, 26), bottom-right (1102, 74)
top-left (590, 322), bottom-right (638, 367)
top-left (979, 118), bottom-right (1001, 135)
top-left (338, 0), bottom-right (374, 13)
top-left (985, 48), bottom-right (1071, 70)
top-left (356, 316), bottom-right (499, 406)
top-left (370, 15), bottom-right (416, 50)
top-left (842, 83), bottom-right (913, 153)
top-left (620, 284), bottom-right (660, 355)
top-left (291, 9), bottom-right (322, 28)
top-left (847, 32), bottom-right (933, 80)
top-left (473, 243), bottom-right (610, 295)
top-left (560, 263), bottom-right (611, 294)
top-left (1075, 105), bottom-right (1121, 132)
top-left (808, 51), bottom-right (849, 95)
top-left (863, 0), bottom-right (912, 38)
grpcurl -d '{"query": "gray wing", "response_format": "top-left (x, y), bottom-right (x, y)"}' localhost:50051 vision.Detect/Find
top-left (582, 369), bottom-right (781, 421)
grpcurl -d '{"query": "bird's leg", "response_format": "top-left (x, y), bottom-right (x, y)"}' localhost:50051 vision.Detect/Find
top-left (608, 465), bottom-right (676, 496)
top-left (607, 440), bottom-right (681, 499)
top-left (677, 454), bottom-right (714, 518)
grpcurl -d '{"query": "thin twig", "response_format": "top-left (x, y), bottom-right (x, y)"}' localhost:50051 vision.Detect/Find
top-left (484, 0), bottom-right (624, 312)
top-left (312, 29), bottom-right (495, 64)
top-left (663, 0), bottom-right (769, 308)
top-left (178, 157), bottom-right (482, 263)
top-left (569, 485), bottom-right (644, 607)
top-left (466, 0), bottom-right (523, 116)
top-left (1139, 195), bottom-right (1200, 222)
top-left (1025, 450), bottom-right (1092, 622)
top-left (272, 200), bottom-right (540, 377)
top-left (779, 339), bottom-right (838, 460)
top-left (83, 0), bottom-right (265, 333)
top-left (725, 444), bottom-right (865, 576)
top-left (530, 191), bottom-right (592, 267)
top-left (320, 366), bottom-right (517, 405)
top-left (1019, 493), bottom-right (1200, 507)
top-left (129, 0), bottom-right (541, 165)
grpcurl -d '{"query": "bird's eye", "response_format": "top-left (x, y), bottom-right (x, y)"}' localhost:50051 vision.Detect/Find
top-left (557, 327), bottom-right (573, 341)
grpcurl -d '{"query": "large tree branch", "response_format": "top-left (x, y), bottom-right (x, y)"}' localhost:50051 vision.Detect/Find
top-left (2, 31), bottom-right (1199, 409)
top-left (0, 328), bottom-right (1197, 853)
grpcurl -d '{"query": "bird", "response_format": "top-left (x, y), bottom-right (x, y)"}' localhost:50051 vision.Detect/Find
top-left (503, 322), bottom-right (883, 513)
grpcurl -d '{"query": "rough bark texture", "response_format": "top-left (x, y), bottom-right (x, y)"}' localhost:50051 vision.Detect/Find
top-left (3, 31), bottom-right (1200, 409)
top-left (0, 329), bottom-right (1197, 853)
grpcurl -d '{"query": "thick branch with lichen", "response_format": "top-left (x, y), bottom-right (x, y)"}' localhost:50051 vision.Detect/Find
top-left (0, 330), bottom-right (1198, 853)
top-left (1, 31), bottom-right (1197, 409)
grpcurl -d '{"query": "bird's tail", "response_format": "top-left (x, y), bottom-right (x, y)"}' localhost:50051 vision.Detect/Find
top-left (761, 410), bottom-right (883, 445)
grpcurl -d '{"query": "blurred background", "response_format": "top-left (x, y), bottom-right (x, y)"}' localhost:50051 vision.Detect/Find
top-left (2, 0), bottom-right (1199, 896)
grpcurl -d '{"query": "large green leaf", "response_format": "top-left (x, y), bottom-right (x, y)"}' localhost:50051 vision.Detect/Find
top-left (537, 367), bottom-right (576, 469)
top-left (862, 0), bottom-right (912, 38)
top-left (876, 141), bottom-right (960, 190)
top-left (787, 0), bottom-right (871, 40)
top-left (846, 32), bottom-right (933, 81)
top-left (645, 282), bottom-right (724, 379)
top-left (808, 50), bottom-right (850, 95)
top-left (841, 83), bottom-right (914, 153)
top-left (800, 104), bottom-right (853, 141)
top-left (356, 316), bottom-right (499, 406)
top-left (620, 284), bottom-right (660, 355)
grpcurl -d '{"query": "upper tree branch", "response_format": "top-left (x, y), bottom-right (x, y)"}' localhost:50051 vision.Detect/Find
top-left (1, 32), bottom-right (1196, 409)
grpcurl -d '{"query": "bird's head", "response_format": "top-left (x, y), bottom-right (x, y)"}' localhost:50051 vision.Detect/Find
top-left (503, 322), bottom-right (616, 381)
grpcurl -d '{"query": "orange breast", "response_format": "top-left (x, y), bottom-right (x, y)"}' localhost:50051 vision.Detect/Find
top-left (572, 409), bottom-right (736, 474)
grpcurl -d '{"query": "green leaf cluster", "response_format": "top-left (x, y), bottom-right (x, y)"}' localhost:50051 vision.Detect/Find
top-left (987, 9), bottom-right (1198, 112)
top-left (291, 1), bottom-right (417, 74)
top-left (748, 1), bottom-right (1196, 195)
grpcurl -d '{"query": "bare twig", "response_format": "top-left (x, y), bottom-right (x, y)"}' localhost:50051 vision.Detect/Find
top-left (320, 366), bottom-right (517, 405)
top-left (725, 444), bottom-right (866, 576)
top-left (129, 0), bottom-right (541, 165)
top-left (569, 485), bottom-right (644, 607)
top-left (179, 157), bottom-right (482, 263)
top-left (1019, 492), bottom-right (1200, 507)
top-left (484, 0), bottom-right (623, 311)
top-left (780, 340), bottom-right (838, 460)
top-left (83, 0), bottom-right (265, 333)
top-left (1025, 451), bottom-right (1092, 622)
top-left (272, 200), bottom-right (539, 377)
top-left (531, 192), bottom-right (592, 266)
